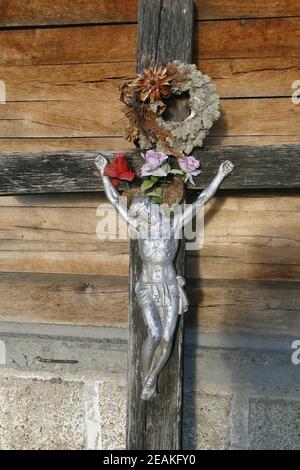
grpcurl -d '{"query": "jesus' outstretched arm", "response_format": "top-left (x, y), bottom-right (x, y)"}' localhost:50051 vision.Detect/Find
top-left (174, 160), bottom-right (234, 234)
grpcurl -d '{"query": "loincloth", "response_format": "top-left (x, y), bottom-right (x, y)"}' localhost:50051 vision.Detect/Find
top-left (135, 275), bottom-right (189, 315)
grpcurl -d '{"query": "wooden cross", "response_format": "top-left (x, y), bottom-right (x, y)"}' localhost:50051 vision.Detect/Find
top-left (127, 0), bottom-right (193, 450)
top-left (0, 0), bottom-right (300, 452)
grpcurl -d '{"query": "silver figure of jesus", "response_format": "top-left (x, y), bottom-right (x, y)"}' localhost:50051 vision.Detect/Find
top-left (95, 155), bottom-right (234, 400)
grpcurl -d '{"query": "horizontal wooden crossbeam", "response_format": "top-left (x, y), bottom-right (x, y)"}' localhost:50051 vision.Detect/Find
top-left (0, 144), bottom-right (299, 195)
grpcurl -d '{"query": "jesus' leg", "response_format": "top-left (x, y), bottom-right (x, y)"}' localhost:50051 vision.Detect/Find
top-left (135, 282), bottom-right (162, 391)
top-left (143, 284), bottom-right (179, 399)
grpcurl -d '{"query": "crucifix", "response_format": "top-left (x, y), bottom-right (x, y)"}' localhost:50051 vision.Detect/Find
top-left (0, 0), bottom-right (298, 454)
top-left (96, 156), bottom-right (233, 402)
top-left (94, 0), bottom-right (233, 449)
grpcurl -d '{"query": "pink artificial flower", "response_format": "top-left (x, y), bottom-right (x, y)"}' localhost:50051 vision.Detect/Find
top-left (178, 155), bottom-right (201, 186)
top-left (140, 150), bottom-right (169, 177)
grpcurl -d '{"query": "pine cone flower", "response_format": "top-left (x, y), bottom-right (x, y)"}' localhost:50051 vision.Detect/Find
top-left (134, 65), bottom-right (171, 102)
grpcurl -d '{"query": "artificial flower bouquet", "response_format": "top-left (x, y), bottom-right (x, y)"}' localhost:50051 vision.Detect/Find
top-left (104, 150), bottom-right (201, 205)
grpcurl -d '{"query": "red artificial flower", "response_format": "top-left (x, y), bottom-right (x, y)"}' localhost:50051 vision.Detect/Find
top-left (104, 153), bottom-right (135, 186)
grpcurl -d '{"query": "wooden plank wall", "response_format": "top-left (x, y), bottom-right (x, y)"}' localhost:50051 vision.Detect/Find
top-left (0, 1), bottom-right (299, 337)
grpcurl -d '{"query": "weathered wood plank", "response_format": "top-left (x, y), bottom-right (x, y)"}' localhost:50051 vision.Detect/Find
top-left (137, 0), bottom-right (193, 71)
top-left (198, 57), bottom-right (300, 98)
top-left (0, 0), bottom-right (299, 27)
top-left (127, 0), bottom-right (193, 451)
top-left (0, 18), bottom-right (300, 66)
top-left (0, 244), bottom-right (298, 281)
top-left (207, 136), bottom-right (300, 147)
top-left (195, 17), bottom-right (300, 59)
top-left (0, 145), bottom-right (299, 195)
top-left (0, 25), bottom-right (136, 66)
top-left (212, 99), bottom-right (300, 138)
top-left (0, 101), bottom-right (124, 137)
top-left (187, 279), bottom-right (300, 337)
top-left (0, 58), bottom-right (299, 105)
top-left (0, 193), bottom-right (298, 280)
top-left (1, 242), bottom-right (298, 281)
top-left (195, 0), bottom-right (300, 20)
top-left (1, 192), bottom-right (299, 212)
top-left (0, 0), bottom-right (138, 26)
top-left (0, 98), bottom-right (299, 140)
top-left (0, 272), bottom-right (299, 338)
top-left (0, 272), bottom-right (129, 326)
top-left (0, 138), bottom-right (134, 153)
top-left (188, 245), bottom-right (300, 281)
top-left (2, 135), bottom-right (300, 154)
top-left (0, 63), bottom-right (135, 102)
top-left (0, 191), bottom-right (298, 335)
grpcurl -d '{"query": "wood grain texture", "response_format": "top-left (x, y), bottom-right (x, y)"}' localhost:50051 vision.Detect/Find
top-left (188, 246), bottom-right (300, 281)
top-left (0, 240), bottom-right (298, 281)
top-left (195, 0), bottom-right (300, 20)
top-left (198, 58), bottom-right (300, 98)
top-left (187, 279), bottom-right (300, 336)
top-left (206, 136), bottom-right (300, 147)
top-left (0, 97), bottom-right (299, 139)
top-left (127, 0), bottom-right (193, 451)
top-left (0, 0), bottom-right (299, 26)
top-left (0, 62), bottom-right (135, 102)
top-left (0, 58), bottom-right (299, 104)
top-left (0, 193), bottom-right (298, 281)
top-left (0, 192), bottom-right (298, 335)
top-left (0, 18), bottom-right (300, 66)
top-left (0, 145), bottom-right (299, 196)
top-left (0, 25), bottom-right (136, 66)
top-left (0, 0), bottom-right (138, 26)
top-left (0, 272), bottom-right (129, 326)
top-left (0, 273), bottom-right (298, 338)
top-left (0, 18), bottom-right (299, 150)
top-left (0, 138), bottom-right (134, 153)
top-left (137, 0), bottom-right (193, 70)
top-left (195, 17), bottom-right (300, 60)
top-left (3, 135), bottom-right (300, 154)
top-left (212, 99), bottom-right (300, 138)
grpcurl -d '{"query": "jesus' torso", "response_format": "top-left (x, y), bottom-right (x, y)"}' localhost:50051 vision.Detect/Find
top-left (138, 236), bottom-right (179, 283)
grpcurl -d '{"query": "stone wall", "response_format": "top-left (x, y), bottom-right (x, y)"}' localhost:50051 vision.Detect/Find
top-left (183, 334), bottom-right (300, 450)
top-left (0, 322), bottom-right (299, 450)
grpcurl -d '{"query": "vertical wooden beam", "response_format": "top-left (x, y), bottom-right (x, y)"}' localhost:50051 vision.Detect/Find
top-left (127, 0), bottom-right (194, 450)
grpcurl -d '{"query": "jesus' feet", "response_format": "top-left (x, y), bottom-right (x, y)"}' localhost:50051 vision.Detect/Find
top-left (141, 378), bottom-right (158, 401)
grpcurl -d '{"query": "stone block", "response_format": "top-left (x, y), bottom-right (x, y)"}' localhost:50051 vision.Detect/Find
top-left (249, 398), bottom-right (300, 450)
top-left (0, 376), bottom-right (85, 450)
top-left (99, 382), bottom-right (126, 450)
top-left (183, 392), bottom-right (232, 450)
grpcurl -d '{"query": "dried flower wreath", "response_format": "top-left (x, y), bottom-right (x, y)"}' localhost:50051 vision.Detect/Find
top-left (104, 61), bottom-right (220, 205)
top-left (121, 61), bottom-right (220, 157)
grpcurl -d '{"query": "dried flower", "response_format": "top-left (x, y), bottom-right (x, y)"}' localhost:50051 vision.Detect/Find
top-left (140, 150), bottom-right (169, 177)
top-left (178, 155), bottom-right (201, 185)
top-left (104, 153), bottom-right (135, 186)
top-left (134, 65), bottom-right (172, 102)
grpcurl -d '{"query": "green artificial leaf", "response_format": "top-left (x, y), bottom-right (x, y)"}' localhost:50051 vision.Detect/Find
top-left (150, 197), bottom-right (163, 204)
top-left (141, 176), bottom-right (159, 192)
top-left (170, 169), bottom-right (184, 175)
top-left (147, 188), bottom-right (163, 204)
top-left (161, 163), bottom-right (171, 174)
top-left (147, 188), bottom-right (163, 198)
